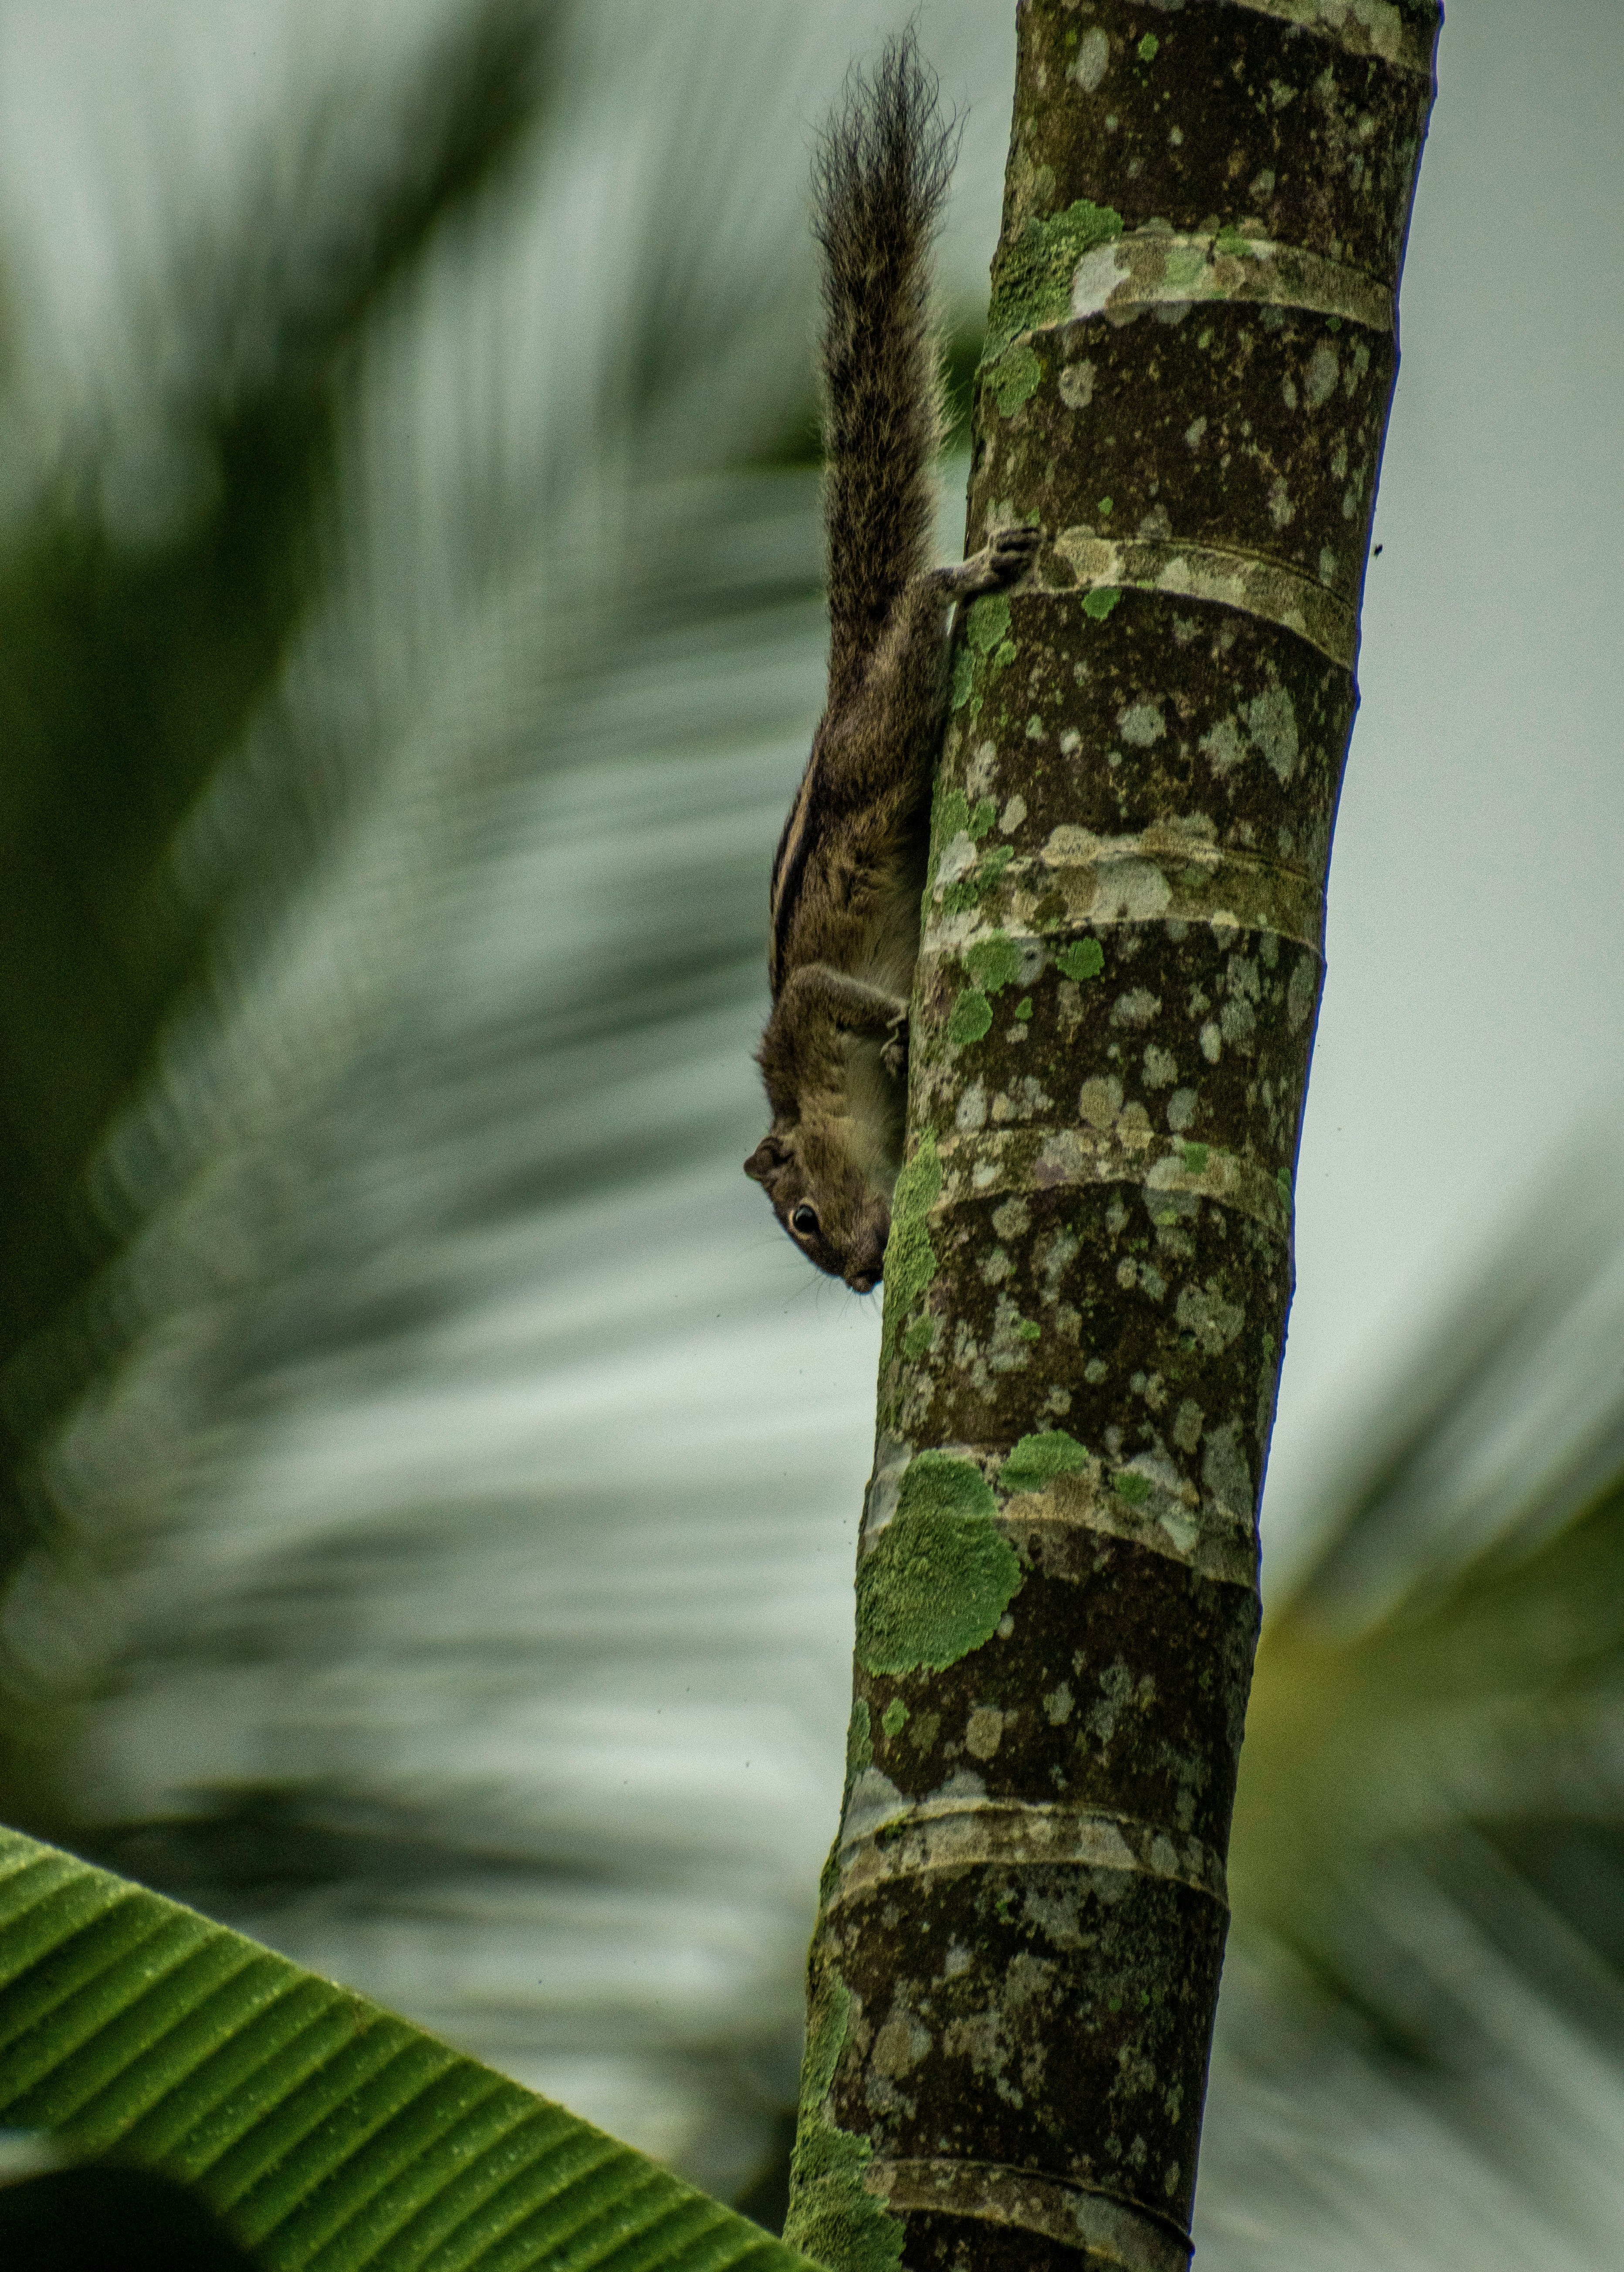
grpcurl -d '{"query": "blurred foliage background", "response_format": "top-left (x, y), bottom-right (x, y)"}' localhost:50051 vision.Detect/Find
top-left (0, 1), bottom-right (1622, 2265)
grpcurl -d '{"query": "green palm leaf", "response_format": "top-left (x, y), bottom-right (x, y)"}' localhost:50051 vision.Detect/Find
top-left (0, 1822), bottom-right (809, 2272)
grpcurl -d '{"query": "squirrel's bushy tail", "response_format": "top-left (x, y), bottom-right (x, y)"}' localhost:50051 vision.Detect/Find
top-left (812, 33), bottom-right (959, 704)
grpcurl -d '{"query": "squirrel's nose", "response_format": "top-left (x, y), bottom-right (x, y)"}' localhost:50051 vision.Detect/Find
top-left (849, 1271), bottom-right (876, 1294)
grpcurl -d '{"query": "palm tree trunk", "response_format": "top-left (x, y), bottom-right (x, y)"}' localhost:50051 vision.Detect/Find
top-left (786, 5), bottom-right (1439, 2268)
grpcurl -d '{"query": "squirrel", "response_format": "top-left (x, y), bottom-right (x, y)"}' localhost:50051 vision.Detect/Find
top-left (744, 33), bottom-right (1041, 1292)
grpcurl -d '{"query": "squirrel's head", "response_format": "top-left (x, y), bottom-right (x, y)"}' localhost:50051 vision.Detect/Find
top-left (744, 1120), bottom-right (890, 1292)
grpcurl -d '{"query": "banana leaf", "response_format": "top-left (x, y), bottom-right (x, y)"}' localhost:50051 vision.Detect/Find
top-left (0, 1821), bottom-right (810, 2272)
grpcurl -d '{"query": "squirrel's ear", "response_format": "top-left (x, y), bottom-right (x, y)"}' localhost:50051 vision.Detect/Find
top-left (744, 1136), bottom-right (787, 1186)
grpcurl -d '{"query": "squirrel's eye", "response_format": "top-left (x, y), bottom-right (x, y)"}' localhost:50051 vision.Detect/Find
top-left (790, 1204), bottom-right (820, 1239)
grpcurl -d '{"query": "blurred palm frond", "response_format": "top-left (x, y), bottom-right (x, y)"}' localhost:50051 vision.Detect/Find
top-left (0, 0), bottom-right (901, 2201)
top-left (0, 0), bottom-right (562, 1578)
top-left (1204, 1168), bottom-right (1624, 2267)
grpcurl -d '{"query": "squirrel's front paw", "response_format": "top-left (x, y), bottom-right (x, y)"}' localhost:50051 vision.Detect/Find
top-left (881, 1014), bottom-right (909, 1081)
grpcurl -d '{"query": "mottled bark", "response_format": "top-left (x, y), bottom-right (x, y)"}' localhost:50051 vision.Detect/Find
top-left (785, 5), bottom-right (1438, 2271)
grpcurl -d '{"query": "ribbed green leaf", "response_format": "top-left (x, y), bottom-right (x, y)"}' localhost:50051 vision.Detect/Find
top-left (0, 1826), bottom-right (815, 2272)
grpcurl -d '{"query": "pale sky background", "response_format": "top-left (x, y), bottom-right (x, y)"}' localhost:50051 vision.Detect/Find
top-left (0, 0), bottom-right (1620, 2217)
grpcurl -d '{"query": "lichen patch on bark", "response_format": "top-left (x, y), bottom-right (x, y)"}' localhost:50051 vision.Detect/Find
top-left (785, 1968), bottom-right (908, 2272)
top-left (856, 1452), bottom-right (1022, 1676)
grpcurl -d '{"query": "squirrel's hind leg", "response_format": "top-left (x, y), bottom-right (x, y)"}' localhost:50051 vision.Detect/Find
top-left (807, 526), bottom-right (1043, 816)
top-left (938, 522), bottom-right (1043, 600)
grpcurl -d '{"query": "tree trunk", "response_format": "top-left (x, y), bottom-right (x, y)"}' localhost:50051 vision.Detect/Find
top-left (785, 4), bottom-right (1438, 2269)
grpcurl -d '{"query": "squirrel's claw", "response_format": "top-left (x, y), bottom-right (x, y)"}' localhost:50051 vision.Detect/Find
top-left (881, 1012), bottom-right (909, 1081)
top-left (987, 523), bottom-right (1043, 576)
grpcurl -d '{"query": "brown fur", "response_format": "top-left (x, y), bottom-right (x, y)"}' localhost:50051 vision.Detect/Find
top-left (745, 32), bottom-right (1040, 1290)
